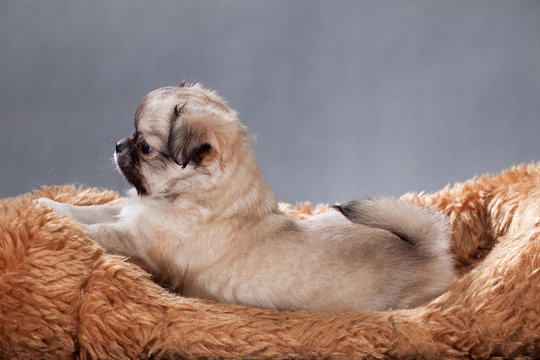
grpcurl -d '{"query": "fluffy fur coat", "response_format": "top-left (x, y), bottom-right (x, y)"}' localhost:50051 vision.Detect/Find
top-left (0, 163), bottom-right (539, 359)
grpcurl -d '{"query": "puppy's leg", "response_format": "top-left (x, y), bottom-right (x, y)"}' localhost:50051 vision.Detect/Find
top-left (85, 223), bottom-right (139, 256)
top-left (38, 199), bottom-right (148, 264)
top-left (37, 198), bottom-right (123, 225)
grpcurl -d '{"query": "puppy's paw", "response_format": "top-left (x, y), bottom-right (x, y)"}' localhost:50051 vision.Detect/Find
top-left (35, 198), bottom-right (72, 217)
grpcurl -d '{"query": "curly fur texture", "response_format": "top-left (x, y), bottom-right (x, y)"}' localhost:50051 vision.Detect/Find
top-left (1, 163), bottom-right (539, 359)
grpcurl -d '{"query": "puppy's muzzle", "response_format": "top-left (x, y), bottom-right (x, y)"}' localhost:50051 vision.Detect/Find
top-left (116, 139), bottom-right (127, 153)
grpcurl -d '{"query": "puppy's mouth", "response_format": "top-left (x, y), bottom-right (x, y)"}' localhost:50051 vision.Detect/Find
top-left (115, 140), bottom-right (149, 196)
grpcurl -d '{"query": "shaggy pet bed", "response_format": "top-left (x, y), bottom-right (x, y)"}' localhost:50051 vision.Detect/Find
top-left (1, 164), bottom-right (539, 359)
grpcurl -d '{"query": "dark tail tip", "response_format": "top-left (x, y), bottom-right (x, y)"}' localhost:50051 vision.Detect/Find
top-left (333, 199), bottom-right (413, 245)
top-left (332, 201), bottom-right (360, 222)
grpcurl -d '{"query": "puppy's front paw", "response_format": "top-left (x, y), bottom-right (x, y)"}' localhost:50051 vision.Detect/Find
top-left (36, 198), bottom-right (72, 217)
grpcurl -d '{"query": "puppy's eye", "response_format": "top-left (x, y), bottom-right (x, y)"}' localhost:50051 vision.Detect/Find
top-left (140, 139), bottom-right (152, 154)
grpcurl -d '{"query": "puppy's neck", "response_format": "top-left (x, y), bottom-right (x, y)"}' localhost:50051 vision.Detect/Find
top-left (221, 156), bottom-right (279, 220)
top-left (208, 151), bottom-right (280, 221)
top-left (144, 149), bottom-right (280, 225)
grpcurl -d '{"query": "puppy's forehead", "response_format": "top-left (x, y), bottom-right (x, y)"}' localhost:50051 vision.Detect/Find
top-left (134, 87), bottom-right (177, 128)
top-left (133, 86), bottom-right (231, 135)
top-left (134, 87), bottom-right (178, 136)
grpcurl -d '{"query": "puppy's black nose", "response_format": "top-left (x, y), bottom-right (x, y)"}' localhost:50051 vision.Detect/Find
top-left (115, 140), bottom-right (126, 153)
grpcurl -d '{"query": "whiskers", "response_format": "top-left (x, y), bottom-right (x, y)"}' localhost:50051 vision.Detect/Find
top-left (97, 140), bottom-right (128, 193)
top-left (45, 167), bottom-right (61, 183)
top-left (22, 168), bottom-right (61, 193)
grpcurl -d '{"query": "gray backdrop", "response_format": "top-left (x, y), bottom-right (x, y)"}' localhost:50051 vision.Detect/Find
top-left (1, 1), bottom-right (539, 204)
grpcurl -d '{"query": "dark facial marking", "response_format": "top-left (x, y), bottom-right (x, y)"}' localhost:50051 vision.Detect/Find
top-left (116, 134), bottom-right (149, 196)
top-left (167, 103), bottom-right (186, 165)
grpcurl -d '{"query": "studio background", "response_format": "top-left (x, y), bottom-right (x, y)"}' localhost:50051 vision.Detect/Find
top-left (1, 1), bottom-right (539, 204)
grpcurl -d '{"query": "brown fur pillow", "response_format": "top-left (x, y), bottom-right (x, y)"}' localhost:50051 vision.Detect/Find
top-left (0, 164), bottom-right (539, 359)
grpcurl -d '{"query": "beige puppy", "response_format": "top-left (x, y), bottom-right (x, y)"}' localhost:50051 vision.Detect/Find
top-left (39, 83), bottom-right (454, 311)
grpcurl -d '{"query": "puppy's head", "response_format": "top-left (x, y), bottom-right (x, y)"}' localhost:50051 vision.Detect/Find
top-left (115, 82), bottom-right (247, 198)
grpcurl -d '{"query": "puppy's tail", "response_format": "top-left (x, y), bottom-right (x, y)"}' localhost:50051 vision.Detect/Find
top-left (333, 197), bottom-right (451, 257)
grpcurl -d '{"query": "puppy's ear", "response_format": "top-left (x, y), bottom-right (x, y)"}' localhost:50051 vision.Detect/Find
top-left (168, 107), bottom-right (212, 168)
top-left (179, 142), bottom-right (212, 169)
